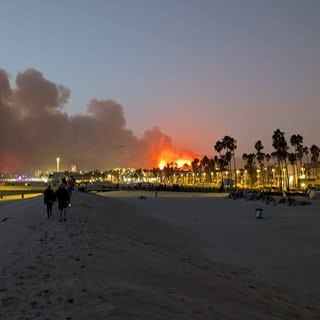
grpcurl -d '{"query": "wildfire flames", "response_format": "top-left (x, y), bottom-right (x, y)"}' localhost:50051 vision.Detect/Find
top-left (156, 149), bottom-right (196, 170)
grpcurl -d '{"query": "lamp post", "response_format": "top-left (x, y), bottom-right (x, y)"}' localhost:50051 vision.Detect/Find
top-left (236, 170), bottom-right (240, 188)
top-left (56, 157), bottom-right (60, 172)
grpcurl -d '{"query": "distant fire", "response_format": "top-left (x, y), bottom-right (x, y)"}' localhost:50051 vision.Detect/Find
top-left (156, 149), bottom-right (195, 170)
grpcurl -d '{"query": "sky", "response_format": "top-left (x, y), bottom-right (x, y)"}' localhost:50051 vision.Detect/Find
top-left (0, 0), bottom-right (320, 172)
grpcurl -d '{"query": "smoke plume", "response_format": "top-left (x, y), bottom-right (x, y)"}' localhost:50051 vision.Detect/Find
top-left (0, 68), bottom-right (189, 173)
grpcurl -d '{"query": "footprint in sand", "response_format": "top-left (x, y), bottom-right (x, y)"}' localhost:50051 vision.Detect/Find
top-left (2, 296), bottom-right (18, 306)
top-left (66, 297), bottom-right (74, 304)
top-left (37, 289), bottom-right (52, 298)
top-left (30, 301), bottom-right (38, 308)
top-left (27, 265), bottom-right (37, 271)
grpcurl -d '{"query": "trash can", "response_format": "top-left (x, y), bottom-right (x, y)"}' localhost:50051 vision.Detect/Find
top-left (255, 208), bottom-right (263, 219)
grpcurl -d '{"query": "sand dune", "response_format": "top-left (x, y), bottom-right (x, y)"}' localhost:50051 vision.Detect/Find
top-left (1, 191), bottom-right (320, 319)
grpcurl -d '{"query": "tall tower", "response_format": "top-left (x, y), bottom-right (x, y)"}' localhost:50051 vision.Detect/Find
top-left (56, 157), bottom-right (60, 172)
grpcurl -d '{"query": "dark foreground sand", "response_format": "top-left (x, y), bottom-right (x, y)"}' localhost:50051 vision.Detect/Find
top-left (0, 191), bottom-right (320, 319)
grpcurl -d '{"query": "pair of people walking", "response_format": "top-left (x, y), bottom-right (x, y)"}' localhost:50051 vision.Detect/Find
top-left (44, 184), bottom-right (71, 221)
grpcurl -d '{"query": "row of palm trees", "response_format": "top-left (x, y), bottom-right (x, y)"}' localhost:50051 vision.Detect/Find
top-left (173, 129), bottom-right (320, 191)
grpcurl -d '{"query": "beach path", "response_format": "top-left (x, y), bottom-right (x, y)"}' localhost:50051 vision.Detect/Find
top-left (1, 191), bottom-right (320, 319)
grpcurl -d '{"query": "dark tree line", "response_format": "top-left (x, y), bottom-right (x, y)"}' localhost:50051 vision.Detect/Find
top-left (192, 129), bottom-right (319, 190)
top-left (150, 129), bottom-right (319, 191)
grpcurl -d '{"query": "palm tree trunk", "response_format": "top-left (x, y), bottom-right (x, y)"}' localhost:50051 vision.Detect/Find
top-left (233, 153), bottom-right (237, 189)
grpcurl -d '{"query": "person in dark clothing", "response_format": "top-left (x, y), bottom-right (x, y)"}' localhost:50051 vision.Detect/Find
top-left (61, 176), bottom-right (67, 186)
top-left (43, 185), bottom-right (56, 218)
top-left (55, 183), bottom-right (70, 222)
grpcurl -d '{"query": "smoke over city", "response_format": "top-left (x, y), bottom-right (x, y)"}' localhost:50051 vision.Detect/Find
top-left (0, 68), bottom-right (193, 173)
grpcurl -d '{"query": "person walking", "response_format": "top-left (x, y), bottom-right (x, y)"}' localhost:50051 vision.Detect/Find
top-left (43, 185), bottom-right (55, 218)
top-left (66, 176), bottom-right (75, 197)
top-left (55, 183), bottom-right (70, 222)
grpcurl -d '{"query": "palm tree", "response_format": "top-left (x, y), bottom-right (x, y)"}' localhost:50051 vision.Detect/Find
top-left (214, 140), bottom-right (224, 157)
top-left (265, 153), bottom-right (272, 186)
top-left (310, 144), bottom-right (320, 164)
top-left (288, 153), bottom-right (297, 189)
top-left (213, 154), bottom-right (228, 185)
top-left (206, 157), bottom-right (216, 183)
top-left (191, 158), bottom-right (200, 176)
top-left (242, 153), bottom-right (256, 188)
top-left (224, 136), bottom-right (237, 187)
top-left (272, 129), bottom-right (289, 191)
top-left (290, 134), bottom-right (303, 187)
top-left (216, 136), bottom-right (237, 188)
top-left (290, 134), bottom-right (303, 154)
top-left (303, 146), bottom-right (310, 179)
top-left (254, 140), bottom-right (265, 187)
top-left (310, 144), bottom-right (320, 179)
top-left (296, 144), bottom-right (304, 179)
top-left (200, 156), bottom-right (210, 183)
top-left (303, 146), bottom-right (310, 163)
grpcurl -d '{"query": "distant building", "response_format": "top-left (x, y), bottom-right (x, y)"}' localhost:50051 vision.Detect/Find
top-left (50, 172), bottom-right (65, 185)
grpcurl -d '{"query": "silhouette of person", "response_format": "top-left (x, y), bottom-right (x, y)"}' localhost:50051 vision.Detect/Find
top-left (66, 176), bottom-right (75, 197)
top-left (43, 185), bottom-right (56, 218)
top-left (55, 183), bottom-right (70, 222)
top-left (61, 176), bottom-right (67, 186)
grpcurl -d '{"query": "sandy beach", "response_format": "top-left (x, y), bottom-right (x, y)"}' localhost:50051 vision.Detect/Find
top-left (1, 190), bottom-right (320, 319)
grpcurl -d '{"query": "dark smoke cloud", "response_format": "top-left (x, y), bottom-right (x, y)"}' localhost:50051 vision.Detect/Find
top-left (0, 68), bottom-right (183, 173)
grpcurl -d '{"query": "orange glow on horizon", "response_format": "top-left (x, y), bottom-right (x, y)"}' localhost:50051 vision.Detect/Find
top-left (156, 149), bottom-right (196, 170)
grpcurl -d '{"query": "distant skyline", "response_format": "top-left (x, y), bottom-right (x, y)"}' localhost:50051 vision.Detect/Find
top-left (1, 0), bottom-right (320, 171)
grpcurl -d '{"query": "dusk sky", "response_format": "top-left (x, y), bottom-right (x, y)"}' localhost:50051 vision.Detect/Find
top-left (1, 0), bottom-right (320, 171)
